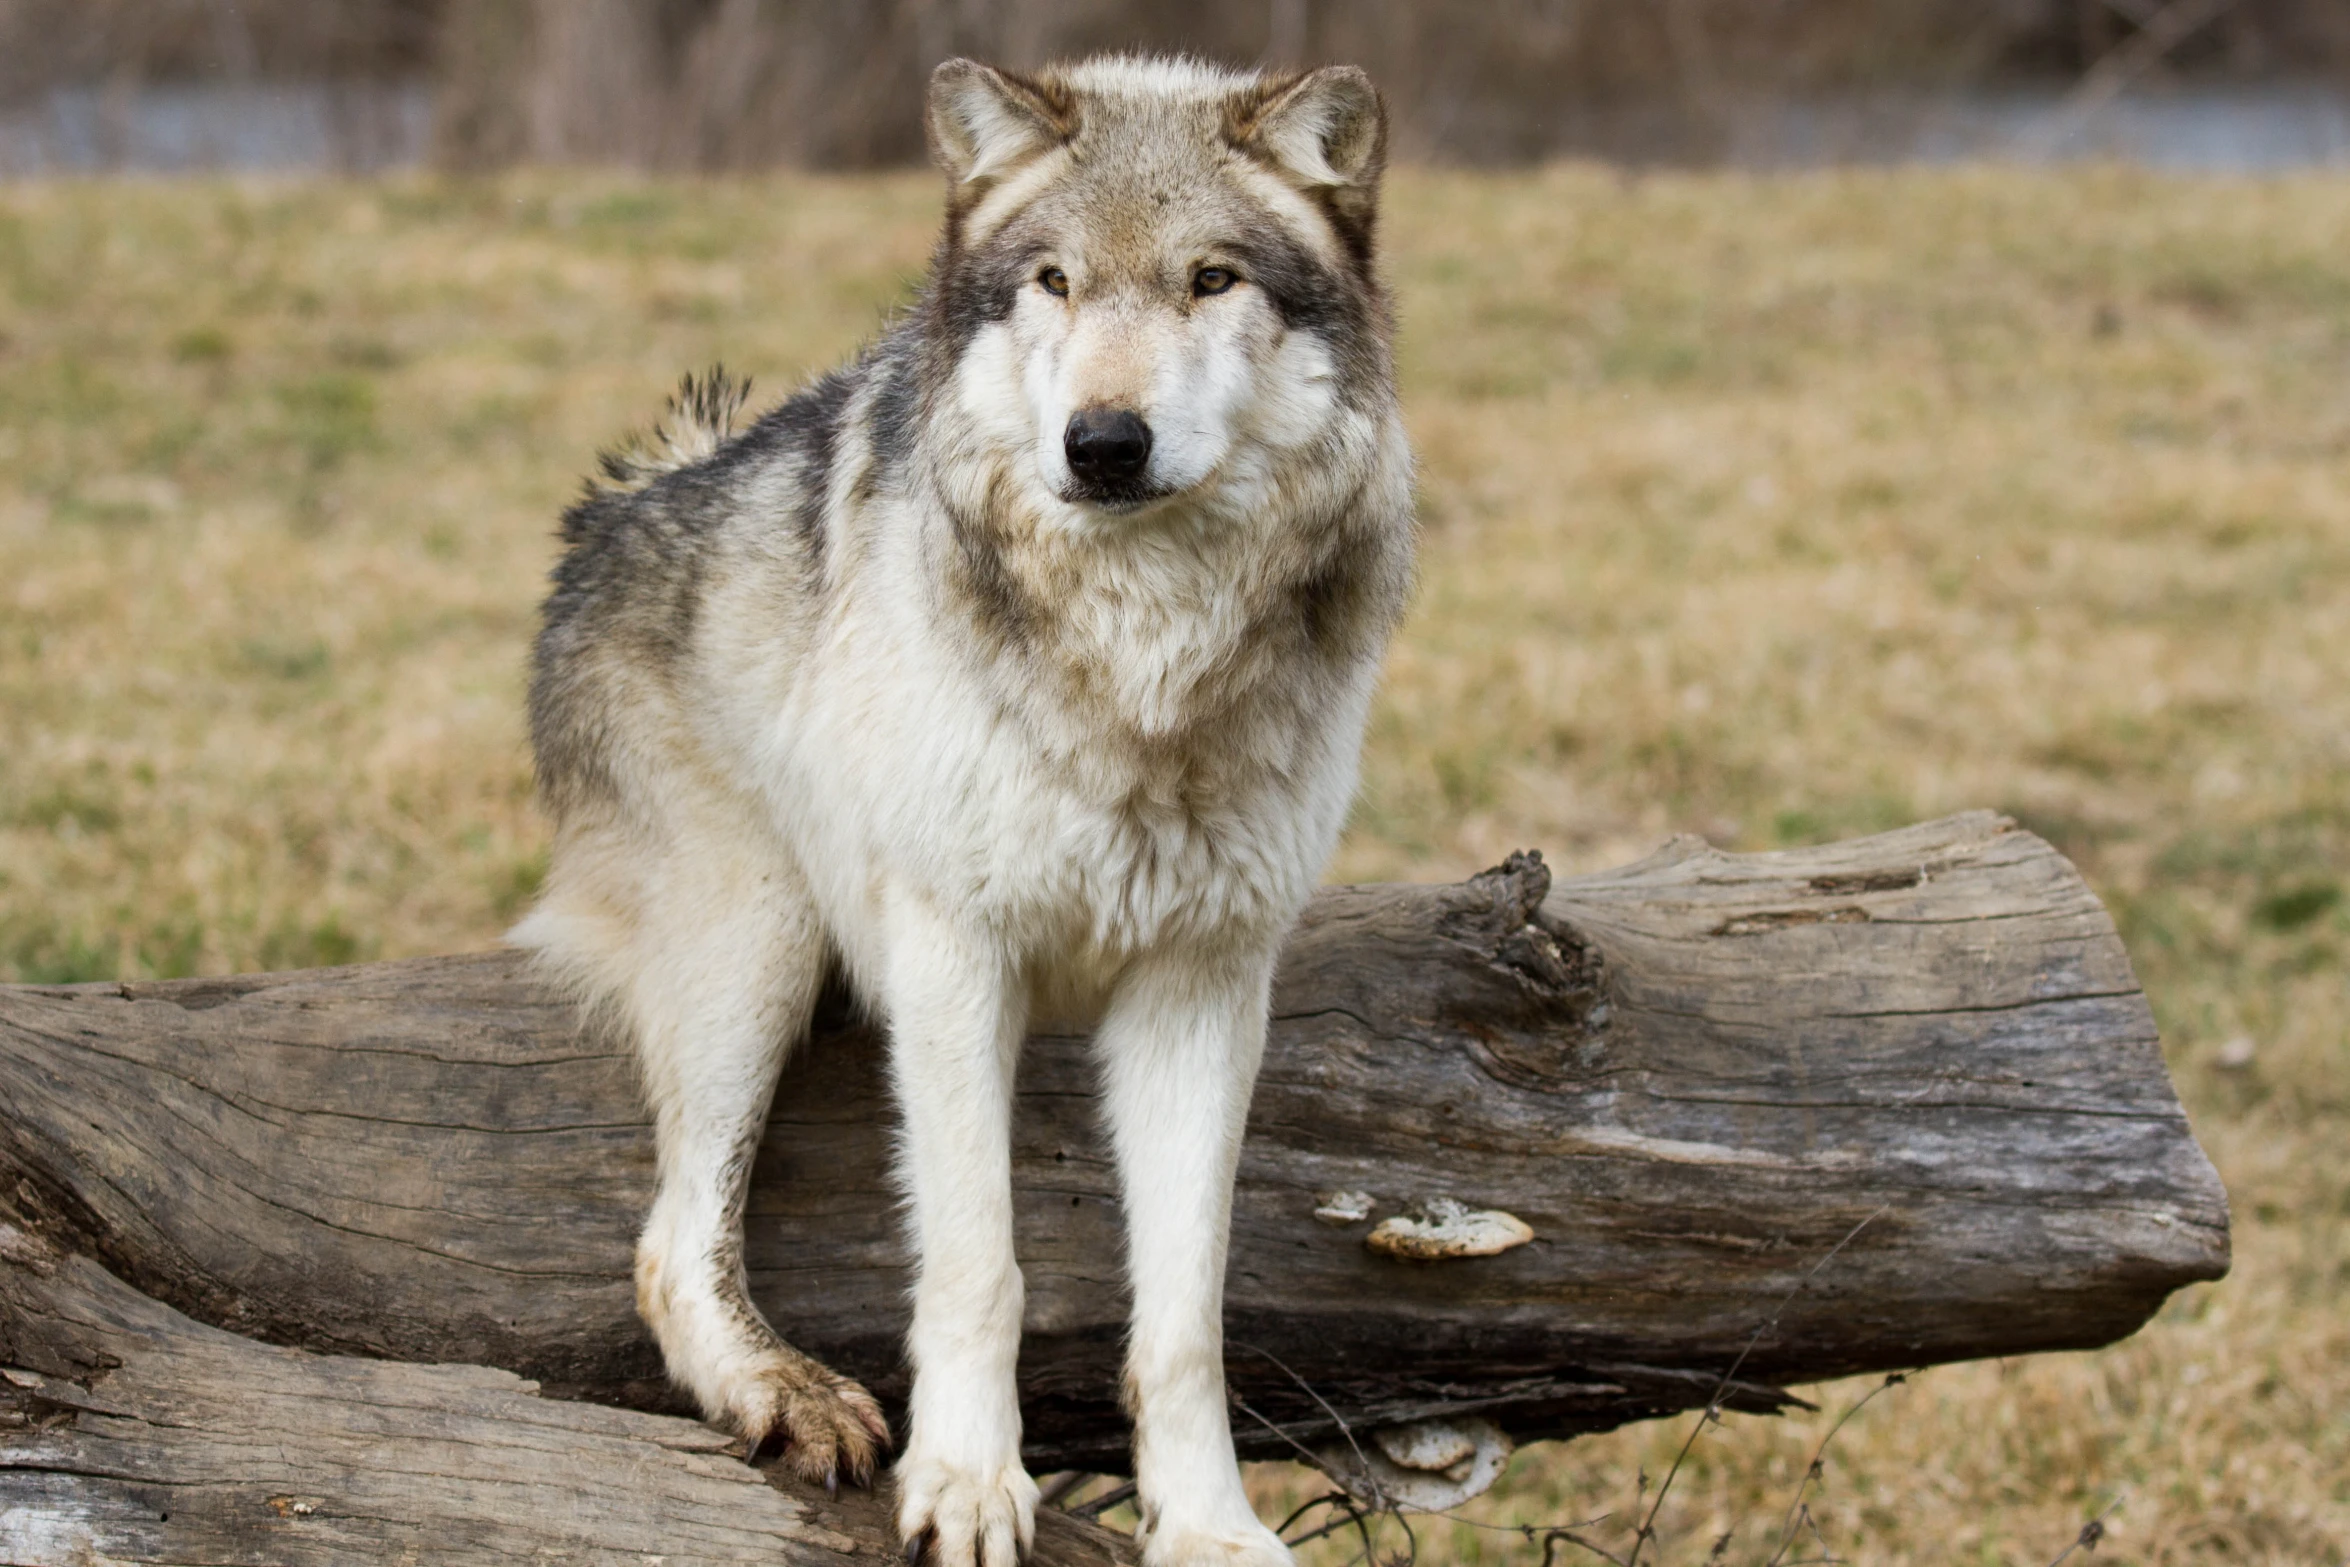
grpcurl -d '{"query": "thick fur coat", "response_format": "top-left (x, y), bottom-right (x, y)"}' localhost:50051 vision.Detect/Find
top-left (516, 54), bottom-right (1415, 1567)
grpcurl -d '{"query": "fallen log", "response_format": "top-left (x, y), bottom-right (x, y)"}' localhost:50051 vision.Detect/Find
top-left (0, 1226), bottom-right (1131, 1565)
top-left (1, 813), bottom-right (2227, 1532)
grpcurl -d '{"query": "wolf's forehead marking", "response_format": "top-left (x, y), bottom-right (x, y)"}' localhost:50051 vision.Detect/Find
top-left (961, 146), bottom-right (1078, 248)
top-left (1014, 148), bottom-right (1344, 281)
top-left (1059, 53), bottom-right (1259, 98)
top-left (957, 56), bottom-right (1367, 280)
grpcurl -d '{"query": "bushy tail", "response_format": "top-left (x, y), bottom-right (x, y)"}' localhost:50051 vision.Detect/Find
top-left (594, 366), bottom-right (754, 489)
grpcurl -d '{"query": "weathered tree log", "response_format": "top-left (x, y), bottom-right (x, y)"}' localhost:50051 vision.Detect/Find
top-left (1, 812), bottom-right (2227, 1507)
top-left (0, 1223), bottom-right (1134, 1565)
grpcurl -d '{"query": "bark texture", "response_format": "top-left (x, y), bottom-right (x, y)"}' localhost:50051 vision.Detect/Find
top-left (0, 812), bottom-right (2228, 1537)
top-left (0, 1225), bottom-right (1132, 1564)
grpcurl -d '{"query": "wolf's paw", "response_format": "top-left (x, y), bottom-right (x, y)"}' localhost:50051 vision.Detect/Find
top-left (1138, 1519), bottom-right (1296, 1567)
top-left (896, 1453), bottom-right (1038, 1567)
top-left (729, 1357), bottom-right (890, 1492)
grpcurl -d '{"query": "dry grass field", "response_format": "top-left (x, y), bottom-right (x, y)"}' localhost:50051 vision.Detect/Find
top-left (1, 165), bottom-right (2343, 1562)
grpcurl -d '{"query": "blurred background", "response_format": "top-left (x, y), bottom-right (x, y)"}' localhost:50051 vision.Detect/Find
top-left (5, 0), bottom-right (2350, 174)
top-left (2, 2), bottom-right (2344, 1562)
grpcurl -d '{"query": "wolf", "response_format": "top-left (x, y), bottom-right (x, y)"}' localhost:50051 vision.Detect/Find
top-left (514, 54), bottom-right (1414, 1567)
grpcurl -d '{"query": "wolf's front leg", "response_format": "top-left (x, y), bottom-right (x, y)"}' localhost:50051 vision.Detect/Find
top-left (1097, 946), bottom-right (1294, 1567)
top-left (626, 893), bottom-right (889, 1488)
top-left (884, 901), bottom-right (1038, 1567)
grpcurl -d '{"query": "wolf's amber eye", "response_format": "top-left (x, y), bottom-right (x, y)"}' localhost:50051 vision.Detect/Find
top-left (1038, 266), bottom-right (1070, 297)
top-left (1192, 266), bottom-right (1238, 297)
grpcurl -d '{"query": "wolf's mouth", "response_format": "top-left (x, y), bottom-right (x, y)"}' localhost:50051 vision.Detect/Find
top-left (1060, 477), bottom-right (1182, 512)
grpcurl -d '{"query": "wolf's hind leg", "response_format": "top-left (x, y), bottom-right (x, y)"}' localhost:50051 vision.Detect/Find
top-left (595, 859), bottom-right (888, 1487)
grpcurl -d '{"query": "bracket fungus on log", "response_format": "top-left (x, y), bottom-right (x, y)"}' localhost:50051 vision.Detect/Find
top-left (0, 812), bottom-right (2229, 1558)
top-left (1319, 1417), bottom-right (1519, 1512)
top-left (1363, 1199), bottom-right (1537, 1261)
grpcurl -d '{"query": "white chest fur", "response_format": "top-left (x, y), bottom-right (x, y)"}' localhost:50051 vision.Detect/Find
top-left (755, 549), bottom-right (1364, 986)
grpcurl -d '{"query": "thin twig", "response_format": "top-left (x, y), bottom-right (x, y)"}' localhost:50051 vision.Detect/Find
top-left (1761, 1372), bottom-right (1910, 1567)
top-left (1232, 1341), bottom-right (1388, 1511)
top-left (1539, 1528), bottom-right (1635, 1567)
top-left (1067, 1479), bottom-right (1136, 1521)
top-left (1234, 1396), bottom-right (1350, 1484)
top-left (1282, 1497), bottom-right (1376, 1551)
top-left (1239, 1353), bottom-right (1620, 1567)
top-left (1307, 1490), bottom-right (1379, 1563)
top-left (1622, 1206), bottom-right (1888, 1567)
top-left (1429, 1506), bottom-right (1616, 1539)
top-left (1034, 1471), bottom-right (1091, 1509)
top-left (2047, 1494), bottom-right (2127, 1566)
top-left (1800, 1506), bottom-right (1845, 1564)
top-left (1274, 1491), bottom-right (1355, 1540)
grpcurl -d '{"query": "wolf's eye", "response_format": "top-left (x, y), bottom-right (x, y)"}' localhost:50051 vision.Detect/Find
top-left (1192, 266), bottom-right (1239, 297)
top-left (1038, 266), bottom-right (1070, 297)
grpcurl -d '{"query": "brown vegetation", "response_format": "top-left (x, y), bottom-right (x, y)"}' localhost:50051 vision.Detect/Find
top-left (0, 165), bottom-right (2343, 1558)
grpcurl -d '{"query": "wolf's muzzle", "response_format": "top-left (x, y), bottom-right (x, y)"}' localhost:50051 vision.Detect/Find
top-left (1063, 407), bottom-right (1154, 500)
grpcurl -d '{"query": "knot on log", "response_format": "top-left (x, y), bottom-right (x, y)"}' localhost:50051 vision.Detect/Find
top-left (1443, 848), bottom-right (1612, 1093)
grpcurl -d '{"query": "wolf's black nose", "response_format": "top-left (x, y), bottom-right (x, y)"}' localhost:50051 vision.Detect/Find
top-left (1064, 408), bottom-right (1153, 488)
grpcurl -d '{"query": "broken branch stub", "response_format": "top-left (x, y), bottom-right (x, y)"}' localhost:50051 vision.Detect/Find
top-left (0, 812), bottom-right (2228, 1487)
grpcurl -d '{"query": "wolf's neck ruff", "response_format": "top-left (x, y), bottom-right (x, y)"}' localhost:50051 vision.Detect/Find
top-left (927, 458), bottom-right (1387, 748)
top-left (520, 54), bottom-right (1414, 1567)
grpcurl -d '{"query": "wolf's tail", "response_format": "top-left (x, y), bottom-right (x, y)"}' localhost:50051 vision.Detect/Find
top-left (595, 365), bottom-right (754, 488)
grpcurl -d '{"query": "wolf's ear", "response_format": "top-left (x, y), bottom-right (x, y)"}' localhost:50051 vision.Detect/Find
top-left (1233, 65), bottom-right (1387, 219)
top-left (926, 59), bottom-right (1073, 196)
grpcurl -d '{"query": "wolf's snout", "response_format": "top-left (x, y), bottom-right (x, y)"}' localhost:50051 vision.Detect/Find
top-left (1063, 407), bottom-right (1153, 493)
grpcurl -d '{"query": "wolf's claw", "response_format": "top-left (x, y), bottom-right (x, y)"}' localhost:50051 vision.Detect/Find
top-left (723, 1354), bottom-right (890, 1493)
top-left (895, 1453), bottom-right (1036, 1567)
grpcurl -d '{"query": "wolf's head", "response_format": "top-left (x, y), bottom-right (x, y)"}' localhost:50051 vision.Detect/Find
top-left (920, 55), bottom-right (1391, 523)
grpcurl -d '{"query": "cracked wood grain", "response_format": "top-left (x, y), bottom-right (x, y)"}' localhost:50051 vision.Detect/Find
top-left (0, 1222), bottom-right (1136, 1566)
top-left (0, 813), bottom-right (2227, 1491)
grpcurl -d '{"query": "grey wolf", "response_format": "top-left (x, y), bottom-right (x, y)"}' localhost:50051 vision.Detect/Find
top-left (516, 54), bottom-right (1413, 1567)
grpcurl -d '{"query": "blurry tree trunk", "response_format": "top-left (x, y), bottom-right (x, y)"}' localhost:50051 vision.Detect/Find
top-left (430, 0), bottom-right (534, 168)
top-left (526, 0), bottom-right (668, 162)
top-left (4, 2), bottom-right (2349, 172)
top-left (421, 0), bottom-right (2350, 173)
top-left (1266, 0), bottom-right (1310, 63)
